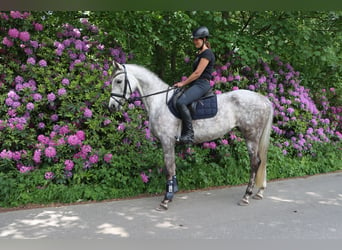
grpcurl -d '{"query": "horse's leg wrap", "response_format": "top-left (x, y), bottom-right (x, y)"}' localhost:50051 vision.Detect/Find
top-left (164, 179), bottom-right (174, 201)
top-left (172, 175), bottom-right (178, 193)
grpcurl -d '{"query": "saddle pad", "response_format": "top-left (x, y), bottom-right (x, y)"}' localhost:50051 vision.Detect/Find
top-left (168, 95), bottom-right (218, 120)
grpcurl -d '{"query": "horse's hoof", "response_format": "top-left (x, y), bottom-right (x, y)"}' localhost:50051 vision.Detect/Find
top-left (155, 200), bottom-right (170, 211)
top-left (252, 193), bottom-right (263, 200)
top-left (238, 198), bottom-right (249, 206)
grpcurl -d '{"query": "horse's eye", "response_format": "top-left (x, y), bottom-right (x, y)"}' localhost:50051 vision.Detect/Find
top-left (116, 79), bottom-right (122, 84)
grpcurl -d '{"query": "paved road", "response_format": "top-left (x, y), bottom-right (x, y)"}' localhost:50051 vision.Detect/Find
top-left (0, 172), bottom-right (341, 239)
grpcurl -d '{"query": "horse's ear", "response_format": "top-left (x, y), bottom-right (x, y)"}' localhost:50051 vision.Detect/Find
top-left (113, 61), bottom-right (123, 70)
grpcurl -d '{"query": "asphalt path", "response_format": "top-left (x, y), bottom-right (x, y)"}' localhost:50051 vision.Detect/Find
top-left (0, 171), bottom-right (341, 239)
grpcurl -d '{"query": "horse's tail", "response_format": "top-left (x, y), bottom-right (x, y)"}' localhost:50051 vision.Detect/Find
top-left (255, 102), bottom-right (273, 188)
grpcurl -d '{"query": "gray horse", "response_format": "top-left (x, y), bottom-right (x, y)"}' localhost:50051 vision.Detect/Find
top-left (108, 62), bottom-right (274, 210)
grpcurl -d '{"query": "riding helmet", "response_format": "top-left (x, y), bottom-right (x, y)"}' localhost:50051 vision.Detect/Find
top-left (192, 26), bottom-right (210, 39)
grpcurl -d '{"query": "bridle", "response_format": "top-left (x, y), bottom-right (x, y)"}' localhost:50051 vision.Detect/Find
top-left (110, 64), bottom-right (177, 107)
top-left (110, 64), bottom-right (133, 107)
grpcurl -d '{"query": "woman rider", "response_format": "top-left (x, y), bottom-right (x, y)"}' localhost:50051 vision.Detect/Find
top-left (174, 26), bottom-right (215, 144)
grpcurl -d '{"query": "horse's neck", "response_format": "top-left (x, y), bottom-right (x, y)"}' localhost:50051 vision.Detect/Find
top-left (129, 65), bottom-right (170, 112)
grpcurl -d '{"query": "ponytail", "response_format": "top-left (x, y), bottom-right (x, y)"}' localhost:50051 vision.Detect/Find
top-left (205, 40), bottom-right (211, 49)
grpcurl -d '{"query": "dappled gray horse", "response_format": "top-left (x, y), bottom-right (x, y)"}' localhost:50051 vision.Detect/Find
top-left (108, 62), bottom-right (273, 210)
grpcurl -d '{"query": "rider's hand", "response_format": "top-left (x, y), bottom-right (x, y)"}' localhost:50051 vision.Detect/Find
top-left (174, 82), bottom-right (185, 88)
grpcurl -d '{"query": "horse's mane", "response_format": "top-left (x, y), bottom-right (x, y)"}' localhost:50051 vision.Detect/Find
top-left (128, 64), bottom-right (170, 89)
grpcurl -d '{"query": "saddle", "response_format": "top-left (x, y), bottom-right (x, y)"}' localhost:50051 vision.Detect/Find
top-left (168, 88), bottom-right (218, 120)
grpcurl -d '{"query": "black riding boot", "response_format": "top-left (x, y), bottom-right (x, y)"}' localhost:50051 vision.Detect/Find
top-left (176, 103), bottom-right (194, 144)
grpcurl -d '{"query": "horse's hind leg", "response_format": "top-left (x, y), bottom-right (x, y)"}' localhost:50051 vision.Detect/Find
top-left (238, 139), bottom-right (261, 206)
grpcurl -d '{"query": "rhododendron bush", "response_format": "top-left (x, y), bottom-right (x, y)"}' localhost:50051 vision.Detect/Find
top-left (0, 11), bottom-right (340, 207)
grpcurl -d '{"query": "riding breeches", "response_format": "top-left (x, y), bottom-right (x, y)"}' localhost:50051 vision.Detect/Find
top-left (176, 79), bottom-right (211, 106)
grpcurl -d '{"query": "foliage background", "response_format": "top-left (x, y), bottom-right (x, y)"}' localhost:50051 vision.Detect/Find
top-left (0, 11), bottom-right (341, 207)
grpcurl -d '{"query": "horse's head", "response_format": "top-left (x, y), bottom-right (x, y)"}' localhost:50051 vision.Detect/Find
top-left (108, 61), bottom-right (136, 111)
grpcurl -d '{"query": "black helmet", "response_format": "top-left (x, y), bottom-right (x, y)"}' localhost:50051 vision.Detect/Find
top-left (192, 26), bottom-right (210, 39)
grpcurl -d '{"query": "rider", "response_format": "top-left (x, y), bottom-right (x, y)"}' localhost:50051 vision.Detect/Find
top-left (174, 26), bottom-right (215, 144)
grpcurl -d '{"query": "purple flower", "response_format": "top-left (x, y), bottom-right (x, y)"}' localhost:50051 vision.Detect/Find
top-left (38, 122), bottom-right (45, 129)
top-left (47, 93), bottom-right (56, 102)
top-left (68, 135), bottom-right (81, 146)
top-left (30, 40), bottom-right (39, 48)
top-left (44, 172), bottom-right (55, 180)
top-left (26, 102), bottom-right (34, 111)
top-left (38, 59), bottom-right (47, 67)
top-left (287, 108), bottom-right (295, 114)
top-left (140, 172), bottom-right (149, 183)
top-left (27, 57), bottom-right (36, 65)
top-left (58, 88), bottom-right (67, 96)
top-left (50, 114), bottom-right (58, 122)
top-left (44, 146), bottom-right (56, 158)
top-left (33, 93), bottom-right (42, 101)
top-left (104, 153), bottom-right (113, 163)
top-left (61, 78), bottom-right (70, 85)
top-left (24, 48), bottom-right (33, 55)
top-left (103, 119), bottom-right (111, 126)
top-left (117, 123), bottom-right (125, 131)
top-left (83, 108), bottom-right (92, 118)
top-left (19, 31), bottom-right (30, 42)
top-left (8, 28), bottom-right (19, 38)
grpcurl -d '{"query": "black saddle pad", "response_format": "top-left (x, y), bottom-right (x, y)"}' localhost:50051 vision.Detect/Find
top-left (168, 92), bottom-right (218, 120)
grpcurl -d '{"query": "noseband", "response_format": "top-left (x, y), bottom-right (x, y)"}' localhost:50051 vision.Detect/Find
top-left (110, 64), bottom-right (133, 106)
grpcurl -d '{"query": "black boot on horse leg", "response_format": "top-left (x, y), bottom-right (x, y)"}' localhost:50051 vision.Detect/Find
top-left (176, 103), bottom-right (194, 144)
top-left (159, 176), bottom-right (178, 210)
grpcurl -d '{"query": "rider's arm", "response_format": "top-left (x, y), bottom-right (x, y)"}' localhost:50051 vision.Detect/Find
top-left (174, 58), bottom-right (209, 88)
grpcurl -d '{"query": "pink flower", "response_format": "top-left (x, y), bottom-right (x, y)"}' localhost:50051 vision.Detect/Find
top-left (45, 146), bottom-right (56, 158)
top-left (89, 154), bottom-right (99, 164)
top-left (8, 28), bottom-right (19, 38)
top-left (33, 149), bottom-right (42, 164)
top-left (76, 130), bottom-right (85, 141)
top-left (81, 144), bottom-right (92, 154)
top-left (117, 123), bottom-right (125, 131)
top-left (3, 37), bottom-right (13, 47)
top-left (104, 153), bottom-right (113, 163)
top-left (34, 23), bottom-right (43, 31)
top-left (232, 86), bottom-right (239, 91)
top-left (37, 134), bottom-right (50, 144)
top-left (19, 31), bottom-right (30, 42)
top-left (64, 160), bottom-right (74, 171)
top-left (44, 171), bottom-right (55, 180)
top-left (140, 172), bottom-right (149, 183)
top-left (83, 108), bottom-right (92, 118)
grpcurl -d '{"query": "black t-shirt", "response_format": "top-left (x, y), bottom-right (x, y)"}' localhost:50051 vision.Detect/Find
top-left (192, 49), bottom-right (215, 80)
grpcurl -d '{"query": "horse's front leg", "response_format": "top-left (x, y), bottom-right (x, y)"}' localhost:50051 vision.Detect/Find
top-left (158, 139), bottom-right (178, 210)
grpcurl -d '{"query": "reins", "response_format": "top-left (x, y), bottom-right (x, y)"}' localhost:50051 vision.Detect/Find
top-left (110, 64), bottom-right (177, 105)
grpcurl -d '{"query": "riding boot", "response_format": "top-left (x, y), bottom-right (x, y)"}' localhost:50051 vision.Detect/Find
top-left (176, 103), bottom-right (194, 144)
